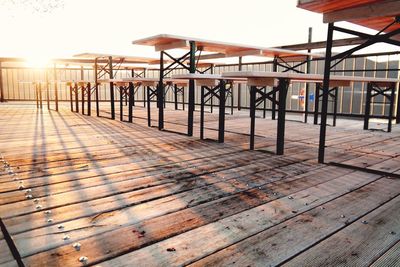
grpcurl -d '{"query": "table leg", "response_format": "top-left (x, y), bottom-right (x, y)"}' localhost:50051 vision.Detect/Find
top-left (276, 79), bottom-right (289, 155)
top-left (200, 86), bottom-right (205, 140)
top-left (363, 83), bottom-right (372, 130)
top-left (128, 83), bottom-right (134, 123)
top-left (249, 86), bottom-right (256, 150)
top-left (218, 81), bottom-right (226, 143)
top-left (147, 86), bottom-right (151, 127)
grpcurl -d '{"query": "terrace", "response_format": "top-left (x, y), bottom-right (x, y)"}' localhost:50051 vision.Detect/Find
top-left (0, 0), bottom-right (399, 266)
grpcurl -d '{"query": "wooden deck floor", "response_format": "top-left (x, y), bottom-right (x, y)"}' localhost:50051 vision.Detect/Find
top-left (0, 102), bottom-right (399, 267)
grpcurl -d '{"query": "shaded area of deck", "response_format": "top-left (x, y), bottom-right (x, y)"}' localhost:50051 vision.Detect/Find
top-left (0, 102), bottom-right (399, 267)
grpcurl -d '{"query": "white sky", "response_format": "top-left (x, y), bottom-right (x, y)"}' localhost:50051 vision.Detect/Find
top-left (0, 0), bottom-right (397, 63)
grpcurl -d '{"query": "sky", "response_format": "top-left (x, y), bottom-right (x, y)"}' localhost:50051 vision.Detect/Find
top-left (0, 0), bottom-right (396, 63)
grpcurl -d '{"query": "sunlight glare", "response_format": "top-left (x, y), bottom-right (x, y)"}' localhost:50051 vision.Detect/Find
top-left (24, 57), bottom-right (51, 68)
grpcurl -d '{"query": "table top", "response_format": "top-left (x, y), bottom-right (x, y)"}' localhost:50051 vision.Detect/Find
top-left (132, 34), bottom-right (323, 59)
top-left (223, 71), bottom-right (398, 82)
top-left (222, 71), bottom-right (399, 87)
top-left (97, 78), bottom-right (188, 86)
top-left (74, 53), bottom-right (160, 64)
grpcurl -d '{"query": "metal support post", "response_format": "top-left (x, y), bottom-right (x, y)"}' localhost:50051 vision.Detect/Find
top-left (238, 56), bottom-right (242, 110)
top-left (158, 52), bottom-right (164, 130)
top-left (109, 57), bottom-right (115, 120)
top-left (188, 41), bottom-right (196, 136)
top-left (218, 80), bottom-right (226, 143)
top-left (318, 22), bottom-right (334, 164)
top-left (249, 86), bottom-right (256, 150)
top-left (200, 86), bottom-right (205, 139)
top-left (363, 82), bottom-right (372, 130)
top-left (128, 82), bottom-right (134, 123)
top-left (276, 79), bottom-right (289, 155)
top-left (272, 58), bottom-right (278, 120)
top-left (305, 27), bottom-right (312, 123)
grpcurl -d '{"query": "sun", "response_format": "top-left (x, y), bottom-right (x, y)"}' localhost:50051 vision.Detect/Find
top-left (24, 57), bottom-right (51, 69)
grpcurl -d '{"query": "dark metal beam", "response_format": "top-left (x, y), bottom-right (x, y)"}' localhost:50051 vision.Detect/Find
top-left (318, 22), bottom-right (334, 164)
top-left (0, 62), bottom-right (4, 102)
top-left (277, 37), bottom-right (366, 51)
top-left (187, 41), bottom-right (196, 136)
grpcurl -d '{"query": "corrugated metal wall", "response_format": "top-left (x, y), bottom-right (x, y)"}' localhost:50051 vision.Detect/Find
top-left (1, 53), bottom-right (399, 117)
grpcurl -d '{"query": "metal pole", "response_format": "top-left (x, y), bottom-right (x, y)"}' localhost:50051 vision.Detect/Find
top-left (200, 86), bottom-right (205, 139)
top-left (304, 27), bottom-right (312, 123)
top-left (81, 84), bottom-right (85, 115)
top-left (0, 62), bottom-right (4, 102)
top-left (119, 86), bottom-right (123, 121)
top-left (87, 82), bottom-right (91, 116)
top-left (131, 70), bottom-right (135, 107)
top-left (238, 56), bottom-right (242, 111)
top-left (333, 87), bottom-right (338, 127)
top-left (128, 82), bottom-right (134, 123)
top-left (396, 84), bottom-right (400, 124)
top-left (75, 84), bottom-right (79, 113)
top-left (263, 87), bottom-right (267, 118)
top-left (36, 83), bottom-right (39, 108)
top-left (143, 69), bottom-right (146, 107)
top-left (174, 84), bottom-right (178, 110)
top-left (188, 41), bottom-right (196, 136)
top-left (363, 83), bottom-right (372, 130)
top-left (53, 64), bottom-right (58, 111)
top-left (182, 85), bottom-right (185, 110)
top-left (187, 41), bottom-right (196, 136)
top-left (46, 71), bottom-right (50, 110)
top-left (210, 65), bottom-right (213, 113)
top-left (314, 83), bottom-right (321, 124)
top-left (388, 85), bottom-right (395, 132)
top-left (272, 58), bottom-right (278, 120)
top-left (109, 56), bottom-right (115, 120)
top-left (69, 84), bottom-right (73, 111)
top-left (80, 66), bottom-right (84, 115)
top-left (39, 83), bottom-right (43, 109)
top-left (249, 86), bottom-right (256, 150)
top-left (230, 85), bottom-right (234, 115)
top-left (158, 52), bottom-right (165, 130)
top-left (318, 22), bottom-right (334, 164)
top-left (276, 79), bottom-right (289, 155)
top-left (147, 86), bottom-right (151, 127)
top-left (218, 80), bottom-right (226, 143)
top-left (94, 58), bottom-right (100, 117)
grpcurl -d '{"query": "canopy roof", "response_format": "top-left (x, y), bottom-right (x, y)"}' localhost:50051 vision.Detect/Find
top-left (297, 0), bottom-right (400, 33)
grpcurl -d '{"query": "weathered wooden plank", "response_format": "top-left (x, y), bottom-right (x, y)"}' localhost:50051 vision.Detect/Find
top-left (10, 161), bottom-right (314, 258)
top-left (187, 177), bottom-right (400, 267)
top-left (0, 146), bottom-right (247, 194)
top-left (5, 159), bottom-right (309, 235)
top-left (94, 171), bottom-right (387, 267)
top-left (370, 241), bottom-right (400, 267)
top-left (0, 239), bottom-right (14, 265)
top-left (21, 165), bottom-right (351, 266)
top-left (283, 194), bottom-right (400, 267)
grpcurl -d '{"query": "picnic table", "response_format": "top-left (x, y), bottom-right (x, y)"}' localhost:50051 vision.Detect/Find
top-left (132, 34), bottom-right (321, 136)
top-left (222, 71), bottom-right (399, 154)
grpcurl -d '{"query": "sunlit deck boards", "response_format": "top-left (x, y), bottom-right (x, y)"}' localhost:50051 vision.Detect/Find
top-left (0, 102), bottom-right (399, 266)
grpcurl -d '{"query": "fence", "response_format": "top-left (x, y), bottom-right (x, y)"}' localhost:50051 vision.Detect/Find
top-left (1, 51), bottom-right (399, 119)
